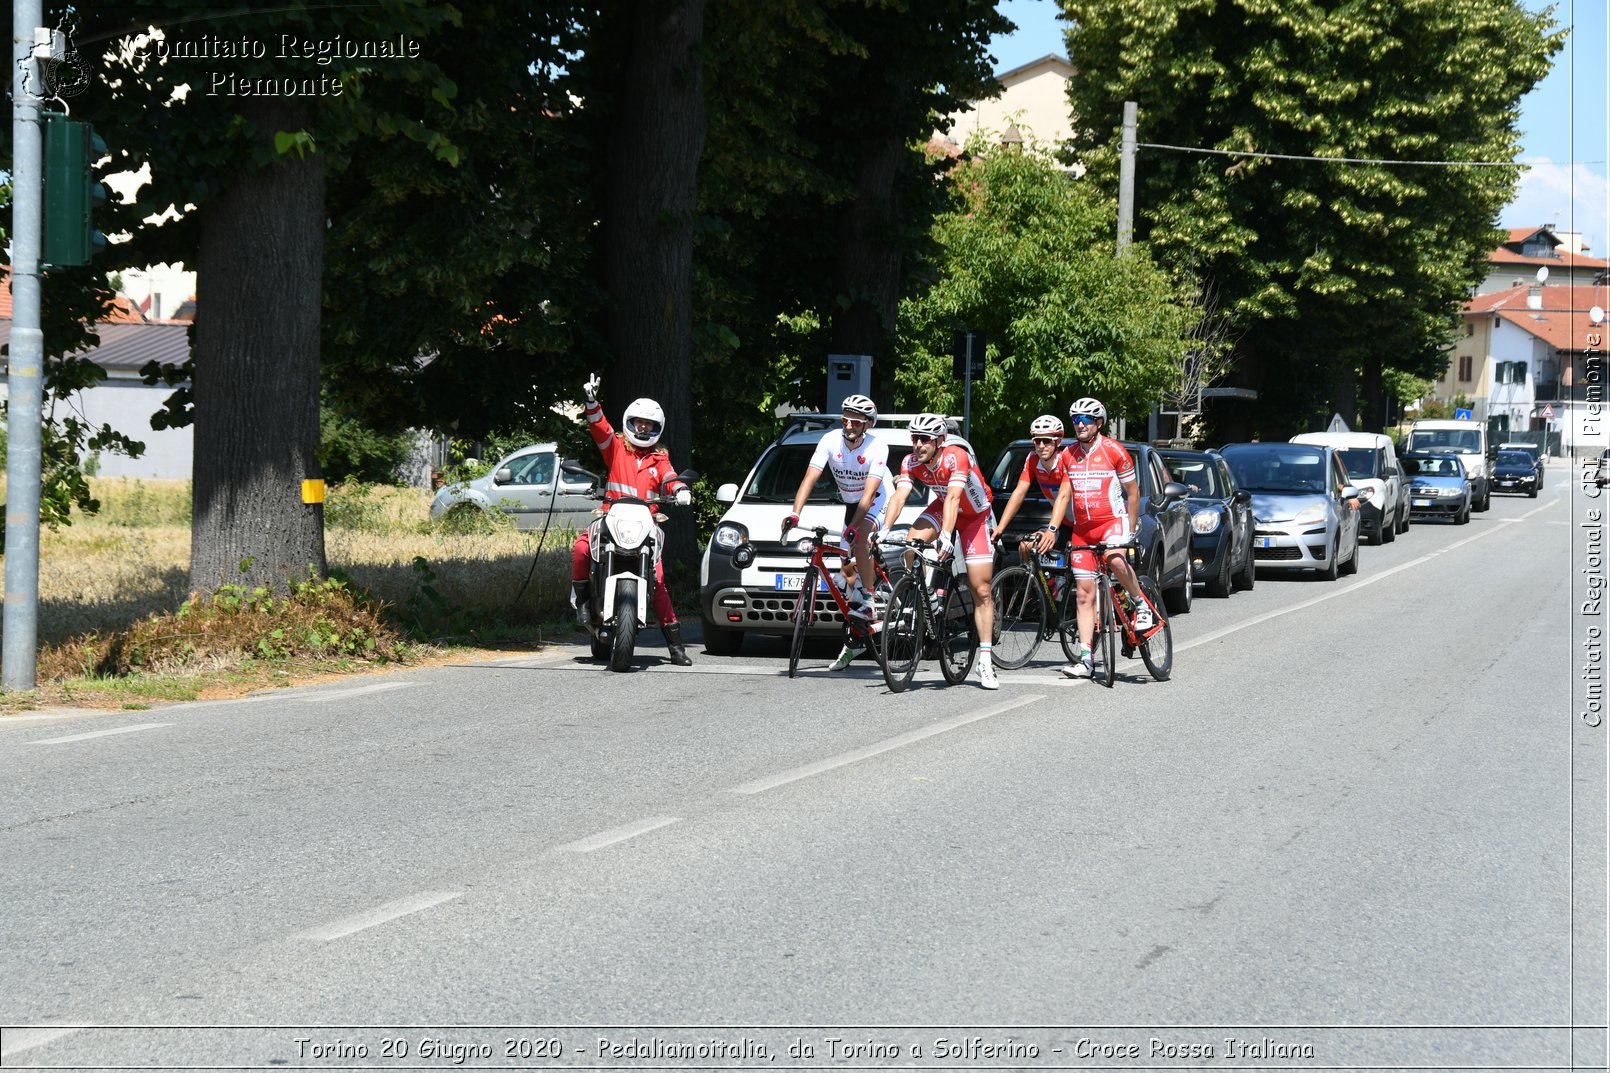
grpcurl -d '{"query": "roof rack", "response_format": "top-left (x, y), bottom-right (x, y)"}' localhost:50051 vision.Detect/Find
top-left (780, 411), bottom-right (964, 437)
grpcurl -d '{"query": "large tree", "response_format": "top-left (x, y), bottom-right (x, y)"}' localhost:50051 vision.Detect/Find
top-left (1061, 0), bottom-right (1563, 435)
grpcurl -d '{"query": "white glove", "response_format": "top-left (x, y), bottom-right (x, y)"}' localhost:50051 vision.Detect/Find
top-left (583, 373), bottom-right (600, 404)
top-left (674, 488), bottom-right (692, 507)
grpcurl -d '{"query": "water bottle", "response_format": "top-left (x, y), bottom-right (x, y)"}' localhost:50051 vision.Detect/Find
top-left (930, 583), bottom-right (947, 617)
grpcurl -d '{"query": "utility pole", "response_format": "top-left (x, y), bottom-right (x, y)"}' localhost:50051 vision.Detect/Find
top-left (5, 0), bottom-right (47, 691)
top-left (1117, 100), bottom-right (1137, 256)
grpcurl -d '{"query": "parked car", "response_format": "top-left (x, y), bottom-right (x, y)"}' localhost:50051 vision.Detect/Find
top-left (1290, 431), bottom-right (1408, 544)
top-left (1157, 447), bottom-right (1256, 598)
top-left (429, 443), bottom-right (599, 530)
top-left (1496, 441), bottom-right (1545, 490)
top-left (1401, 452), bottom-right (1472, 523)
top-left (984, 438), bottom-right (1194, 613)
top-left (698, 414), bottom-right (976, 656)
top-left (1219, 442), bottom-right (1362, 580)
top-left (1491, 449), bottom-right (1541, 498)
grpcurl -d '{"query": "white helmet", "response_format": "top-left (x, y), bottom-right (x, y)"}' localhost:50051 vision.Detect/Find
top-left (841, 394), bottom-right (878, 423)
top-left (1029, 414), bottom-right (1064, 438)
top-left (621, 398), bottom-right (665, 448)
top-left (1068, 397), bottom-right (1106, 423)
top-left (908, 412), bottom-right (947, 438)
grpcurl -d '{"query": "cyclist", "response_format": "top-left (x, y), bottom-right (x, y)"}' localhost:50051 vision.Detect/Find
top-left (570, 374), bottom-right (695, 666)
top-left (882, 413), bottom-right (999, 690)
top-left (993, 414), bottom-right (1073, 562)
top-left (1049, 396), bottom-right (1150, 680)
top-left (783, 395), bottom-right (892, 672)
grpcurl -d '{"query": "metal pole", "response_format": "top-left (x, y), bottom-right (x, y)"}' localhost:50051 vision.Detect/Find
top-left (962, 334), bottom-right (973, 441)
top-left (1117, 100), bottom-right (1137, 257)
top-left (5, 0), bottom-right (46, 690)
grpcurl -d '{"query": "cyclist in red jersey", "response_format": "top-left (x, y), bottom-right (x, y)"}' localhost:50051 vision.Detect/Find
top-left (570, 374), bottom-right (694, 666)
top-left (994, 414), bottom-right (1073, 560)
top-left (1046, 397), bottom-right (1149, 679)
top-left (881, 413), bottom-right (999, 690)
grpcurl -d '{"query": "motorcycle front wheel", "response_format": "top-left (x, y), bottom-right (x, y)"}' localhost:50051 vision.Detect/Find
top-left (610, 579), bottom-right (639, 672)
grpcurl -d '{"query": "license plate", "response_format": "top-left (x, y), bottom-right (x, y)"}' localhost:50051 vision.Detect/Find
top-left (1412, 499), bottom-right (1431, 507)
top-left (775, 573), bottom-right (828, 592)
top-left (1256, 537), bottom-right (1276, 549)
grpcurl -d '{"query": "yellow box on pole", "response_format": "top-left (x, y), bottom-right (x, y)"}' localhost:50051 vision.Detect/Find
top-left (301, 479), bottom-right (326, 504)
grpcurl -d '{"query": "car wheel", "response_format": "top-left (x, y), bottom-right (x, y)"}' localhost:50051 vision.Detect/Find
top-left (1319, 539), bottom-right (1340, 581)
top-left (1528, 487), bottom-right (1538, 498)
top-left (1397, 504), bottom-right (1410, 533)
top-left (1233, 530), bottom-right (1256, 591)
top-left (1380, 512), bottom-right (1396, 543)
top-left (1341, 538), bottom-right (1360, 576)
top-left (1456, 503), bottom-right (1471, 525)
top-left (1205, 543), bottom-right (1233, 598)
top-left (1164, 556), bottom-right (1192, 614)
top-left (700, 614), bottom-right (744, 656)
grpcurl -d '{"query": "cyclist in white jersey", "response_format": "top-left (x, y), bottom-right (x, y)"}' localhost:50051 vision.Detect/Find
top-left (784, 396), bottom-right (890, 671)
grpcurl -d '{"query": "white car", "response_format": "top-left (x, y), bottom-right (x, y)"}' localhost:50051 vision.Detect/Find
top-left (428, 443), bottom-right (599, 530)
top-left (699, 414), bottom-right (976, 655)
top-left (1290, 431), bottom-right (1408, 544)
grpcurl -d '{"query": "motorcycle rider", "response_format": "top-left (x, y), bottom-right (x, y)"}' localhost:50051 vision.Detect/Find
top-left (571, 373), bottom-right (695, 666)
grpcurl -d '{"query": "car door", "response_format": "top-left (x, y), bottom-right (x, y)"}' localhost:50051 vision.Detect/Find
top-left (1148, 451), bottom-right (1190, 584)
top-left (1332, 451), bottom-right (1361, 553)
top-left (1379, 447), bottom-right (1402, 522)
top-left (486, 450), bottom-right (557, 529)
top-left (1220, 457), bottom-right (1251, 564)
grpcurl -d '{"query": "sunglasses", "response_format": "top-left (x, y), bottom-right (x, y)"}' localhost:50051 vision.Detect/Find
top-left (842, 416), bottom-right (868, 428)
top-left (1032, 437), bottom-right (1060, 446)
top-left (1070, 415), bottom-right (1098, 426)
top-left (910, 434), bottom-right (936, 444)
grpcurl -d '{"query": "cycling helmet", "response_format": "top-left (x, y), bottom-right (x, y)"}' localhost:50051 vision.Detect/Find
top-left (621, 397), bottom-right (665, 448)
top-left (1029, 414), bottom-right (1064, 438)
top-left (907, 412), bottom-right (947, 438)
top-left (1068, 397), bottom-right (1106, 423)
top-left (841, 394), bottom-right (878, 424)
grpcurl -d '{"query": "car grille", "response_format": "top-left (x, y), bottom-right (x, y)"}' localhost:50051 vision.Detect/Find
top-left (742, 593), bottom-right (848, 626)
top-left (1255, 546), bottom-right (1301, 560)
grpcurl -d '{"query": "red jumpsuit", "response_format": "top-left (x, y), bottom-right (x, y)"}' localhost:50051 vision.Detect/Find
top-left (570, 400), bottom-right (690, 625)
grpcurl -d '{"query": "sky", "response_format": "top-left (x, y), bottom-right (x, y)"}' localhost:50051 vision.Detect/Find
top-left (990, 0), bottom-right (1610, 254)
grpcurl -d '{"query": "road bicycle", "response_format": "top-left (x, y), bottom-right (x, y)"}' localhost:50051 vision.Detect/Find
top-left (992, 537), bottom-right (1171, 685)
top-left (782, 524), bottom-right (890, 679)
top-left (877, 534), bottom-right (977, 693)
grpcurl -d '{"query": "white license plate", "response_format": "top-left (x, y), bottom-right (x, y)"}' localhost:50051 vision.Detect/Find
top-left (1412, 499), bottom-right (1432, 507)
top-left (775, 573), bottom-right (828, 592)
top-left (1256, 537), bottom-right (1276, 549)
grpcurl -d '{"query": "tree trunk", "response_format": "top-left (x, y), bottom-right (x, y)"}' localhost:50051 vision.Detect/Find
top-left (830, 134), bottom-right (906, 372)
top-left (1360, 355), bottom-right (1384, 432)
top-left (602, 0), bottom-right (707, 572)
top-left (1328, 356), bottom-right (1358, 430)
top-left (190, 99), bottom-right (327, 594)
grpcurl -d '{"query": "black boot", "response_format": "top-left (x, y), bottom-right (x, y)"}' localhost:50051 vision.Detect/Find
top-left (572, 581), bottom-right (592, 628)
top-left (664, 622), bottom-right (693, 666)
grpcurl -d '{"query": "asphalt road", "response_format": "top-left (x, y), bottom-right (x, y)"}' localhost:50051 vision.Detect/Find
top-left (1, 475), bottom-right (1604, 1071)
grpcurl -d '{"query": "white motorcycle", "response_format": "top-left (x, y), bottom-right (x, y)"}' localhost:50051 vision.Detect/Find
top-left (580, 473), bottom-right (696, 671)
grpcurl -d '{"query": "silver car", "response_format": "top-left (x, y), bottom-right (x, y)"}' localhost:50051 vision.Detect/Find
top-left (429, 443), bottom-right (599, 530)
top-left (1220, 442), bottom-right (1362, 580)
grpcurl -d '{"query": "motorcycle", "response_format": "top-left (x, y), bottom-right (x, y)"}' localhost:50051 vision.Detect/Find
top-left (578, 471), bottom-right (697, 672)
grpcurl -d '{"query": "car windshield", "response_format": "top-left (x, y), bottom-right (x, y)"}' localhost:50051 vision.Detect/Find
top-left (1409, 456), bottom-right (1462, 478)
top-left (1497, 452), bottom-right (1533, 467)
top-left (1160, 456), bottom-right (1223, 497)
top-left (741, 442), bottom-right (911, 503)
top-left (1407, 429), bottom-right (1481, 454)
top-left (1336, 448), bottom-right (1382, 480)
top-left (1222, 445), bottom-right (1329, 493)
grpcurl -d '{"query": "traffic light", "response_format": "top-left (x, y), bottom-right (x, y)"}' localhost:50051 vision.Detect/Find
top-left (42, 114), bottom-right (107, 267)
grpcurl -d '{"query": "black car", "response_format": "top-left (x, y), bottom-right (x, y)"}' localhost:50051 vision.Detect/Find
top-left (985, 438), bottom-right (1194, 614)
top-left (1491, 449), bottom-right (1541, 497)
top-left (1157, 448), bottom-right (1256, 598)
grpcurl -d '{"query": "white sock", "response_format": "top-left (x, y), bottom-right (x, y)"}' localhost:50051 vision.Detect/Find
top-left (979, 642), bottom-right (993, 666)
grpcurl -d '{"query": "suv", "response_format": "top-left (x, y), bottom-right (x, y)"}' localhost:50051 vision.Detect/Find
top-left (984, 437), bottom-right (1194, 614)
top-left (699, 414), bottom-right (978, 655)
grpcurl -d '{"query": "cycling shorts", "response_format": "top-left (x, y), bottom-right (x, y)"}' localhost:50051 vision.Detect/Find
top-left (839, 501), bottom-right (885, 553)
top-left (1067, 518), bottom-right (1132, 579)
top-left (915, 504), bottom-right (995, 566)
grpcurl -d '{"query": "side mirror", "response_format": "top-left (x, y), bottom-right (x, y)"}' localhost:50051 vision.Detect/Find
top-left (716, 483), bottom-right (739, 504)
top-left (1161, 481), bottom-right (1191, 501)
top-left (494, 466), bottom-right (514, 485)
top-left (677, 467), bottom-right (701, 483)
top-left (1233, 489), bottom-right (1252, 504)
top-left (559, 478), bottom-right (595, 494)
top-left (1340, 484), bottom-right (1360, 500)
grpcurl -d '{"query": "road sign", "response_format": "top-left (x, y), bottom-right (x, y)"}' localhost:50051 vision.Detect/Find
top-left (1454, 408), bottom-right (1473, 420)
top-left (1325, 412), bottom-right (1350, 433)
top-left (1540, 404), bottom-right (1555, 420)
top-left (952, 329), bottom-right (986, 381)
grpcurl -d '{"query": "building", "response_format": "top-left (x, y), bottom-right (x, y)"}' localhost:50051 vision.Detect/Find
top-left (940, 54), bottom-right (1078, 162)
top-left (1477, 226), bottom-right (1607, 295)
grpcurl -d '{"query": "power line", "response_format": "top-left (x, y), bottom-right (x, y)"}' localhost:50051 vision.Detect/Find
top-left (1135, 142), bottom-right (1593, 168)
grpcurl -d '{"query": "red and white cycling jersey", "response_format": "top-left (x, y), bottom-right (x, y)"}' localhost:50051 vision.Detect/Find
top-left (808, 429), bottom-right (891, 514)
top-left (1060, 435), bottom-right (1135, 526)
top-left (1019, 450), bottom-right (1074, 514)
top-left (898, 443), bottom-right (993, 520)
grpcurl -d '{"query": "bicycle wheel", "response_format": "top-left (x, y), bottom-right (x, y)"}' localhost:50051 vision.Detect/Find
top-left (1096, 580), bottom-right (1117, 688)
top-left (1056, 576), bottom-right (1085, 664)
top-left (1136, 575), bottom-right (1173, 681)
top-left (989, 566), bottom-right (1045, 670)
top-left (938, 583), bottom-right (978, 685)
top-left (880, 576), bottom-right (925, 693)
top-left (787, 566), bottom-right (819, 679)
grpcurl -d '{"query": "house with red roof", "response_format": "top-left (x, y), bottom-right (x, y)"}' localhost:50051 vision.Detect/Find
top-left (1477, 226), bottom-right (1607, 295)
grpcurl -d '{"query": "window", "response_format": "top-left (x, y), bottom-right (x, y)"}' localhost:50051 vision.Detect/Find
top-left (1458, 355), bottom-right (1473, 382)
top-left (507, 452), bottom-right (555, 485)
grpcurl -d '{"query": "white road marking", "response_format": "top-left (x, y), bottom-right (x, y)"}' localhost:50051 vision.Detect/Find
top-left (301, 682), bottom-right (415, 704)
top-left (0, 1027), bottom-right (83, 1058)
top-left (730, 694), bottom-right (1045, 795)
top-left (296, 890), bottom-right (463, 941)
top-left (558, 816), bottom-right (681, 853)
top-left (28, 723), bottom-right (172, 745)
top-left (1179, 496), bottom-right (1562, 654)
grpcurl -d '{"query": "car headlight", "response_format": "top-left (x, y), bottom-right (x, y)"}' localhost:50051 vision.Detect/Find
top-left (1191, 509), bottom-right (1221, 534)
top-left (1293, 503), bottom-right (1327, 525)
top-left (712, 522), bottom-right (748, 550)
top-left (1440, 487), bottom-right (1462, 498)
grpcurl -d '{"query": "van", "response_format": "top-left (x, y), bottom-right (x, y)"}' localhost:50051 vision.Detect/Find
top-left (1403, 419), bottom-right (1490, 511)
top-left (1290, 431), bottom-right (1408, 543)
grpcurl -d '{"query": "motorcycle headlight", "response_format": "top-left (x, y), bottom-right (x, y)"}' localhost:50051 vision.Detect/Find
top-left (1293, 503), bottom-right (1327, 525)
top-left (712, 522), bottom-right (747, 550)
top-left (606, 512), bottom-right (649, 548)
top-left (1191, 509), bottom-right (1221, 534)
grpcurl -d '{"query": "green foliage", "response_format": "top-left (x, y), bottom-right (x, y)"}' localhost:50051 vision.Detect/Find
top-left (319, 396), bottom-right (415, 484)
top-left (896, 143), bottom-right (1195, 453)
top-left (1061, 0), bottom-right (1564, 421)
top-left (322, 482), bottom-right (391, 533)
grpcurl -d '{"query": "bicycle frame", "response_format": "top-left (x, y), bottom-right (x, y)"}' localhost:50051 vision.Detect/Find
top-left (782, 525), bottom-right (888, 678)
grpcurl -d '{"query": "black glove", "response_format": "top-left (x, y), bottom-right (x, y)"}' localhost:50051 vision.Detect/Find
top-left (782, 513), bottom-right (800, 538)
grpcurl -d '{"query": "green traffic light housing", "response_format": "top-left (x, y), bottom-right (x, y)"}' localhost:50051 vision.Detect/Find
top-left (42, 114), bottom-right (108, 266)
